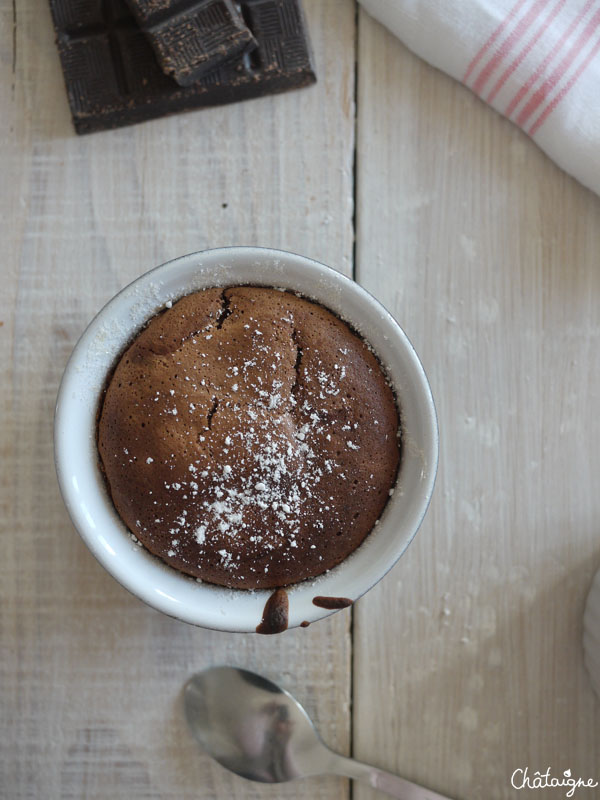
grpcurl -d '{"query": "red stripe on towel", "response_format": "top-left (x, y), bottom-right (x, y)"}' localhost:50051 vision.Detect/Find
top-left (487, 0), bottom-right (567, 103)
top-left (516, 5), bottom-right (600, 126)
top-left (472, 0), bottom-right (550, 96)
top-left (463, 0), bottom-right (530, 82)
top-left (505, 0), bottom-right (595, 117)
top-left (529, 31), bottom-right (600, 133)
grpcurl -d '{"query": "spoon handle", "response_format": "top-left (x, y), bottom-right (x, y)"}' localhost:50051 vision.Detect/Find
top-left (329, 754), bottom-right (454, 800)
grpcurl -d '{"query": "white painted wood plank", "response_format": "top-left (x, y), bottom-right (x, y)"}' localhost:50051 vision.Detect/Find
top-left (0, 1), bottom-right (356, 798)
top-left (353, 11), bottom-right (600, 800)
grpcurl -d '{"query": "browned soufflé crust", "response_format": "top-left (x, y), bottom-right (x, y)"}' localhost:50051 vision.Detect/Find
top-left (97, 287), bottom-right (400, 589)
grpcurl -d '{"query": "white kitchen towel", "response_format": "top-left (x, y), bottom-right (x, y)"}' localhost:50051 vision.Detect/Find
top-left (359, 0), bottom-right (600, 196)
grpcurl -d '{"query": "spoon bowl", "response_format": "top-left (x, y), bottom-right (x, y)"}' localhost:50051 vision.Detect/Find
top-left (184, 666), bottom-right (454, 799)
top-left (184, 666), bottom-right (330, 783)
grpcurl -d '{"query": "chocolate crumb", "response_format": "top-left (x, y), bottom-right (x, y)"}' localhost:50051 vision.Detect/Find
top-left (256, 588), bottom-right (289, 634)
top-left (312, 596), bottom-right (353, 610)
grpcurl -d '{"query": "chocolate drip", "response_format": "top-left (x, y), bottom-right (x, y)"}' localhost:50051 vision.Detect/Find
top-left (256, 588), bottom-right (289, 634)
top-left (312, 596), bottom-right (353, 610)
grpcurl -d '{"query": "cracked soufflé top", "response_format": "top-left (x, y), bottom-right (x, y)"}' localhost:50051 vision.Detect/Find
top-left (97, 286), bottom-right (400, 589)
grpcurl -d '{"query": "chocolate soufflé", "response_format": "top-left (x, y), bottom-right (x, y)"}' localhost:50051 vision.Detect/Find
top-left (97, 287), bottom-right (400, 589)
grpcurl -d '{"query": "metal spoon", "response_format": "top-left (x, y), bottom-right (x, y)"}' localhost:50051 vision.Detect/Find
top-left (184, 666), bottom-right (454, 800)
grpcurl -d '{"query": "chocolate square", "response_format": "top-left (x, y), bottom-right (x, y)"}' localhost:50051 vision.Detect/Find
top-left (125, 0), bottom-right (257, 87)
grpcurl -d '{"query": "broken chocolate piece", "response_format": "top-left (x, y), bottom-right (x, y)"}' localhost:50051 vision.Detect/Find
top-left (124, 0), bottom-right (257, 87)
top-left (49, 0), bottom-right (316, 134)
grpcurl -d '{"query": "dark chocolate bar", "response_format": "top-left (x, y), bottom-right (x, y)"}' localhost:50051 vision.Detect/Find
top-left (50, 0), bottom-right (316, 134)
top-left (124, 0), bottom-right (257, 87)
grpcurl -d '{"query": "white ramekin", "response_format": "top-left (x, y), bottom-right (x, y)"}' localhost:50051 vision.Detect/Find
top-left (54, 247), bottom-right (438, 632)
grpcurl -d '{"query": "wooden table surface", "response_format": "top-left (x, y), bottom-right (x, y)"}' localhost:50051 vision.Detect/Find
top-left (2, 1), bottom-right (599, 798)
